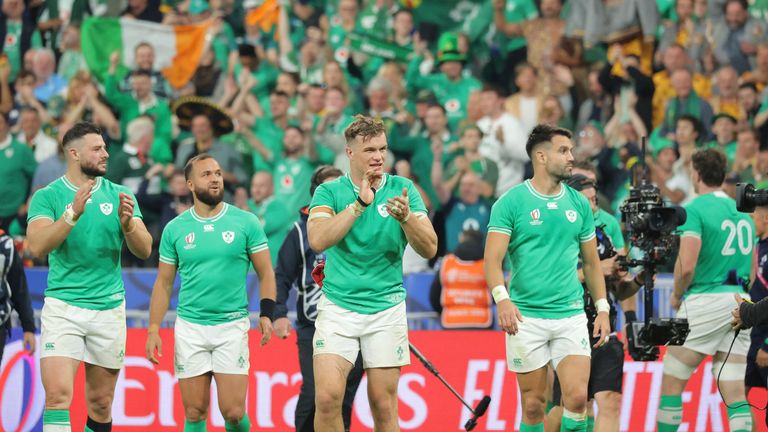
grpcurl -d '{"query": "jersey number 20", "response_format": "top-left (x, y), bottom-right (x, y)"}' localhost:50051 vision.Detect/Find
top-left (720, 219), bottom-right (753, 256)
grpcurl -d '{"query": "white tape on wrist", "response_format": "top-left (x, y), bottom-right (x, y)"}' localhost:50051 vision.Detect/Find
top-left (63, 207), bottom-right (77, 226)
top-left (595, 298), bottom-right (610, 313)
top-left (491, 285), bottom-right (509, 304)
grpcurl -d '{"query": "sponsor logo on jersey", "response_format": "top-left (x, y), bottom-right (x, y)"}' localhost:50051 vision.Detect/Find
top-left (566, 210), bottom-right (577, 223)
top-left (4, 148), bottom-right (13, 158)
top-left (184, 232), bottom-right (196, 249)
top-left (529, 208), bottom-right (542, 225)
top-left (462, 218), bottom-right (480, 232)
top-left (100, 203), bottom-right (113, 215)
top-left (222, 231), bottom-right (235, 244)
top-left (203, 224), bottom-right (214, 232)
top-left (281, 175), bottom-right (294, 189)
top-left (5, 34), bottom-right (16, 47)
top-left (547, 201), bottom-right (558, 210)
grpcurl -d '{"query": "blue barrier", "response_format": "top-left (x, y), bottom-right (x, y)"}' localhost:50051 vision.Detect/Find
top-left (24, 268), bottom-right (676, 326)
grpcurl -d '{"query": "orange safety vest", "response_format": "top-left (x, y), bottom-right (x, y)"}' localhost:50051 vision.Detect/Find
top-left (439, 254), bottom-right (492, 329)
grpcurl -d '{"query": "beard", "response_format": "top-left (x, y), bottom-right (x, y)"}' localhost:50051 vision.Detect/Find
top-left (195, 185), bottom-right (224, 206)
top-left (552, 166), bottom-right (572, 183)
top-left (81, 160), bottom-right (106, 177)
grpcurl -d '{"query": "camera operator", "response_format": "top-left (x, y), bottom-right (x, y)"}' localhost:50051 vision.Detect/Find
top-left (657, 148), bottom-right (754, 432)
top-left (546, 174), bottom-right (644, 432)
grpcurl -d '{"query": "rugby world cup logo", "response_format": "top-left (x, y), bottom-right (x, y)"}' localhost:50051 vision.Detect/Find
top-left (184, 232), bottom-right (196, 249)
top-left (530, 208), bottom-right (542, 225)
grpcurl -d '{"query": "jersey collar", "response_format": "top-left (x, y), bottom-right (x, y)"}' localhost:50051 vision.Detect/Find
top-left (62, 175), bottom-right (103, 193)
top-left (524, 179), bottom-right (565, 201)
top-left (190, 203), bottom-right (229, 222)
top-left (345, 172), bottom-right (388, 193)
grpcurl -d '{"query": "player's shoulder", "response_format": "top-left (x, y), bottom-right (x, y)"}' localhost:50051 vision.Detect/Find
top-left (225, 203), bottom-right (260, 223)
top-left (385, 173), bottom-right (415, 190)
top-left (32, 176), bottom-right (65, 198)
top-left (496, 181), bottom-right (528, 202)
top-left (163, 208), bottom-right (193, 232)
top-left (98, 177), bottom-right (131, 195)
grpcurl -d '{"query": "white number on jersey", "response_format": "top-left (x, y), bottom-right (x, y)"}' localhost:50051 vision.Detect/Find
top-left (720, 219), bottom-right (753, 256)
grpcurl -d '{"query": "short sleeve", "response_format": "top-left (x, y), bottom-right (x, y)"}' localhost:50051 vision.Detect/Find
top-left (407, 180), bottom-right (428, 216)
top-left (158, 224), bottom-right (178, 265)
top-left (27, 188), bottom-right (54, 223)
top-left (488, 198), bottom-right (514, 236)
top-left (678, 204), bottom-right (701, 238)
top-left (246, 213), bottom-right (269, 254)
top-left (310, 182), bottom-right (335, 213)
top-left (579, 196), bottom-right (596, 242)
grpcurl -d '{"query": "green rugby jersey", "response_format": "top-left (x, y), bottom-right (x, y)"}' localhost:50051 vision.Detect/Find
top-left (27, 176), bottom-right (142, 309)
top-left (679, 191), bottom-right (754, 295)
top-left (488, 180), bottom-right (595, 319)
top-left (159, 203), bottom-right (268, 325)
top-left (310, 173), bottom-right (428, 314)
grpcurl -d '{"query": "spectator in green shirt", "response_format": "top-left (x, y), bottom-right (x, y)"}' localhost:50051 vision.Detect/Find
top-left (0, 113), bottom-right (35, 231)
top-left (0, 0), bottom-right (42, 82)
top-left (105, 54), bottom-right (173, 164)
top-left (238, 171), bottom-right (292, 265)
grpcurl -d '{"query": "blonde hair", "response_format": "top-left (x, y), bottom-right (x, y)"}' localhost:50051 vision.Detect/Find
top-left (344, 115), bottom-right (386, 146)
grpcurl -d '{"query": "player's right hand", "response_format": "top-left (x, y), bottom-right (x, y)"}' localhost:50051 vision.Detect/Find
top-left (359, 169), bottom-right (380, 205)
top-left (273, 317), bottom-right (292, 339)
top-left (72, 179), bottom-right (95, 217)
top-left (497, 300), bottom-right (523, 335)
top-left (145, 331), bottom-right (162, 364)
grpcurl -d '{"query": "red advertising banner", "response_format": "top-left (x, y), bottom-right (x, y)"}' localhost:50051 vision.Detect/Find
top-left (1, 330), bottom-right (766, 431)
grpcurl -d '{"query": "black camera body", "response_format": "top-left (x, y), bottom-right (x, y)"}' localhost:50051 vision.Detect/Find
top-left (736, 183), bottom-right (768, 212)
top-left (617, 139), bottom-right (689, 361)
top-left (626, 318), bottom-right (691, 361)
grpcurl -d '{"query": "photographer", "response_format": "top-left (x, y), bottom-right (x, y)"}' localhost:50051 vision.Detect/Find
top-left (657, 148), bottom-right (754, 432)
top-left (546, 174), bottom-right (643, 432)
top-left (272, 166), bottom-right (363, 432)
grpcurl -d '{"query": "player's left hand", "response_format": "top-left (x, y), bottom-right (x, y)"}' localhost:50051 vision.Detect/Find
top-left (757, 349), bottom-right (768, 368)
top-left (731, 293), bottom-right (744, 330)
top-left (22, 331), bottom-right (35, 355)
top-left (593, 312), bottom-right (610, 349)
top-left (387, 187), bottom-right (410, 223)
top-left (259, 316), bottom-right (273, 346)
top-left (119, 192), bottom-right (136, 232)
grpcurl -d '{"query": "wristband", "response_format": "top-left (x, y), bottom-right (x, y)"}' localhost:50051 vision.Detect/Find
top-left (260, 298), bottom-right (276, 322)
top-left (595, 298), bottom-right (610, 314)
top-left (491, 285), bottom-right (510, 303)
top-left (63, 207), bottom-right (78, 226)
top-left (356, 195), bottom-right (370, 207)
top-left (624, 310), bottom-right (637, 323)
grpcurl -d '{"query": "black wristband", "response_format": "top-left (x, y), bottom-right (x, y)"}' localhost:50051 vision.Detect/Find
top-left (260, 299), bottom-right (276, 322)
top-left (624, 310), bottom-right (637, 323)
top-left (356, 196), bottom-right (370, 207)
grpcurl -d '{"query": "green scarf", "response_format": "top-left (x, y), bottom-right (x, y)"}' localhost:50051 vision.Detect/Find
top-left (664, 91), bottom-right (702, 132)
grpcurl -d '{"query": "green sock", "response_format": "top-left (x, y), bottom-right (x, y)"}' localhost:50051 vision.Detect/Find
top-left (224, 414), bottom-right (251, 432)
top-left (546, 400), bottom-right (555, 414)
top-left (727, 403), bottom-right (753, 432)
top-left (561, 415), bottom-right (587, 431)
top-left (586, 415), bottom-right (595, 432)
top-left (184, 419), bottom-right (207, 432)
top-left (657, 395), bottom-right (683, 432)
top-left (43, 409), bottom-right (71, 431)
top-left (84, 428), bottom-right (94, 432)
top-left (520, 422), bottom-right (544, 432)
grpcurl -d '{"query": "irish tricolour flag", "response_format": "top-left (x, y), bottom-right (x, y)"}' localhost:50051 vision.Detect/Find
top-left (81, 17), bottom-right (210, 89)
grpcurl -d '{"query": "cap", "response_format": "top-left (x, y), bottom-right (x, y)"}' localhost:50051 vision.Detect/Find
top-left (416, 89), bottom-right (437, 104)
top-left (712, 112), bottom-right (737, 125)
top-left (565, 174), bottom-right (596, 191)
top-left (437, 32), bottom-right (466, 63)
